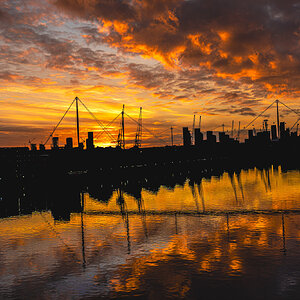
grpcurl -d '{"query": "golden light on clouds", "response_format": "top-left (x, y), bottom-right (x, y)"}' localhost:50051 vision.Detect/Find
top-left (0, 0), bottom-right (299, 147)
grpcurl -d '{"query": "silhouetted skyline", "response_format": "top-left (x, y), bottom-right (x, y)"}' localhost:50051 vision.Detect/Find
top-left (1, 0), bottom-right (300, 147)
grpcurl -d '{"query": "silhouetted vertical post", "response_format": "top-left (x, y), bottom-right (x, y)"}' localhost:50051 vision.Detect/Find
top-left (192, 114), bottom-right (196, 144)
top-left (121, 104), bottom-right (125, 149)
top-left (175, 213), bottom-right (178, 234)
top-left (231, 120), bottom-right (234, 138)
top-left (81, 192), bottom-right (86, 267)
top-left (226, 213), bottom-right (230, 241)
top-left (282, 213), bottom-right (286, 254)
top-left (171, 126), bottom-right (174, 146)
top-left (276, 99), bottom-right (280, 139)
top-left (75, 96), bottom-right (80, 147)
top-left (139, 107), bottom-right (142, 146)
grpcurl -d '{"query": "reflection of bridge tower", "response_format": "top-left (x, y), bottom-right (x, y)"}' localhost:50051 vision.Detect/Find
top-left (281, 213), bottom-right (287, 254)
top-left (116, 189), bottom-right (130, 253)
top-left (226, 213), bottom-right (230, 241)
top-left (122, 180), bottom-right (148, 239)
top-left (80, 192), bottom-right (86, 267)
top-left (135, 192), bottom-right (148, 239)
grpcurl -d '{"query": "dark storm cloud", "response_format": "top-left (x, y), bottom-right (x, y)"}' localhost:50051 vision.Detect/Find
top-left (52, 0), bottom-right (300, 97)
top-left (54, 0), bottom-right (137, 21)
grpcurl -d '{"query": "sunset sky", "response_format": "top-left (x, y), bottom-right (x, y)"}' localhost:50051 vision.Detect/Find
top-left (1, 0), bottom-right (300, 147)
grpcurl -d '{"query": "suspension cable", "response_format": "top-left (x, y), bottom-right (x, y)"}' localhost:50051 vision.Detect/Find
top-left (291, 117), bottom-right (300, 130)
top-left (43, 98), bottom-right (76, 145)
top-left (78, 98), bottom-right (117, 143)
top-left (278, 100), bottom-right (300, 116)
top-left (156, 127), bottom-right (173, 136)
top-left (94, 112), bottom-right (121, 140)
top-left (244, 100), bottom-right (276, 129)
top-left (124, 112), bottom-right (168, 144)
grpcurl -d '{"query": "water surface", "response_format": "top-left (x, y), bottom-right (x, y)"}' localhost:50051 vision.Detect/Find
top-left (1, 166), bottom-right (300, 299)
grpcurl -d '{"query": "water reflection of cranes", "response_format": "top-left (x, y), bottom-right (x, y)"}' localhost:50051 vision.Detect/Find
top-left (79, 195), bottom-right (290, 269)
top-left (116, 188), bottom-right (131, 254)
top-left (229, 171), bottom-right (245, 204)
top-left (255, 167), bottom-right (272, 192)
top-left (80, 192), bottom-right (86, 267)
top-left (281, 213), bottom-right (287, 254)
top-left (122, 182), bottom-right (148, 239)
top-left (135, 192), bottom-right (148, 240)
top-left (190, 179), bottom-right (205, 213)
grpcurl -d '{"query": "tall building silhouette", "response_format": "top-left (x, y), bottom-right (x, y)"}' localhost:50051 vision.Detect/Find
top-left (86, 132), bottom-right (94, 150)
top-left (194, 128), bottom-right (203, 146)
top-left (183, 127), bottom-right (191, 146)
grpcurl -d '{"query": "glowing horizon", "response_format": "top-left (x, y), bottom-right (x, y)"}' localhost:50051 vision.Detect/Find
top-left (0, 0), bottom-right (300, 148)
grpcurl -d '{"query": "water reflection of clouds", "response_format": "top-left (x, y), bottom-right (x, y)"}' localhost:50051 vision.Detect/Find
top-left (86, 168), bottom-right (300, 213)
top-left (1, 212), bottom-right (300, 298)
top-left (0, 168), bottom-right (300, 298)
